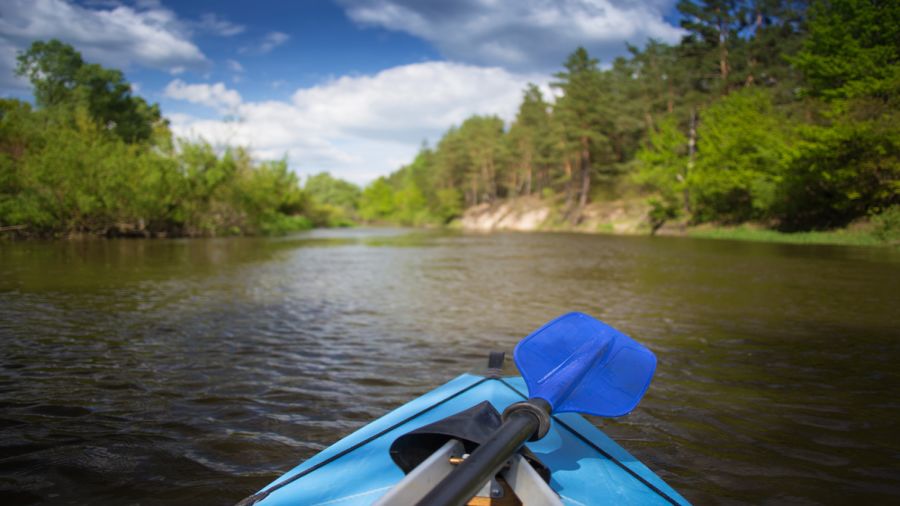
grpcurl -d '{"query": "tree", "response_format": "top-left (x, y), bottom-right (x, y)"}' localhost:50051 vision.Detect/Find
top-left (791, 0), bottom-right (899, 101)
top-left (690, 88), bottom-right (794, 222)
top-left (305, 172), bottom-right (361, 210)
top-left (358, 177), bottom-right (397, 221)
top-left (455, 115), bottom-right (507, 204)
top-left (778, 0), bottom-right (900, 228)
top-left (507, 84), bottom-right (554, 197)
top-left (677, 0), bottom-right (743, 90)
top-left (779, 114), bottom-right (899, 229)
top-left (16, 39), bottom-right (166, 143)
top-left (635, 115), bottom-right (690, 214)
top-left (433, 126), bottom-right (472, 205)
top-left (739, 1), bottom-right (807, 92)
top-left (552, 47), bottom-right (606, 215)
top-left (629, 41), bottom-right (683, 122)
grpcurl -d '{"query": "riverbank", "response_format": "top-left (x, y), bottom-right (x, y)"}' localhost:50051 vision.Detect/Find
top-left (459, 196), bottom-right (898, 247)
top-left (683, 224), bottom-right (889, 247)
top-left (6, 195), bottom-right (895, 248)
top-left (459, 195), bottom-right (653, 235)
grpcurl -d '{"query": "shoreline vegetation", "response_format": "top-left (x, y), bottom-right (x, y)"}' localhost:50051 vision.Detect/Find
top-left (2, 1), bottom-right (898, 247)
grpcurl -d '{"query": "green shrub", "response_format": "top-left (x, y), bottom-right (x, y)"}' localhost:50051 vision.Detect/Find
top-left (872, 206), bottom-right (900, 243)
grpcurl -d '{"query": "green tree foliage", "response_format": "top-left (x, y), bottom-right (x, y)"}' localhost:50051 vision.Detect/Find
top-left (507, 84), bottom-right (555, 197)
top-left (304, 172), bottom-right (361, 226)
top-left (739, 0), bottom-right (807, 97)
top-left (635, 115), bottom-right (689, 215)
top-left (791, 0), bottom-right (899, 101)
top-left (305, 172), bottom-right (361, 210)
top-left (16, 40), bottom-right (166, 143)
top-left (1, 40), bottom-right (320, 237)
top-left (780, 0), bottom-right (900, 228)
top-left (235, 157), bottom-right (311, 235)
top-left (356, 146), bottom-right (464, 226)
top-left (358, 177), bottom-right (397, 222)
top-left (677, 0), bottom-right (744, 92)
top-left (779, 104), bottom-right (899, 229)
top-left (552, 48), bottom-right (606, 212)
top-left (690, 88), bottom-right (794, 222)
top-left (457, 115), bottom-right (507, 204)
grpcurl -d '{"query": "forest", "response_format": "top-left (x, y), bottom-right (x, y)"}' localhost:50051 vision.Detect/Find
top-left (0, 0), bottom-right (897, 240)
top-left (352, 0), bottom-right (899, 239)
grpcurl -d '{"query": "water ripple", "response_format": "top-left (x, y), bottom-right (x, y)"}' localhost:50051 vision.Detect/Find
top-left (1, 230), bottom-right (899, 504)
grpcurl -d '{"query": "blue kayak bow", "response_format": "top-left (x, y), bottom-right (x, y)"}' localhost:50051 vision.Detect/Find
top-left (417, 311), bottom-right (657, 506)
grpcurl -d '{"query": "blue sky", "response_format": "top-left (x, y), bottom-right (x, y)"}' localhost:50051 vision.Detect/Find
top-left (1, 0), bottom-right (684, 184)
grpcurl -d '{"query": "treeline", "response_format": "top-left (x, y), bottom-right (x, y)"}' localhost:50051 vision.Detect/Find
top-left (357, 0), bottom-right (899, 231)
top-left (1, 40), bottom-right (322, 237)
top-left (3, 1), bottom-right (897, 238)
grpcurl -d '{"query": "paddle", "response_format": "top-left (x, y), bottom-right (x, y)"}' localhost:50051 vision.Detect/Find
top-left (415, 312), bottom-right (657, 506)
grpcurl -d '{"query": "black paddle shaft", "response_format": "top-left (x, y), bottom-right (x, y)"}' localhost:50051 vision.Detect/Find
top-left (415, 399), bottom-right (550, 506)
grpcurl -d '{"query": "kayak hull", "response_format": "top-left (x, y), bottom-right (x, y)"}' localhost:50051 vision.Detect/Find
top-left (245, 374), bottom-right (688, 505)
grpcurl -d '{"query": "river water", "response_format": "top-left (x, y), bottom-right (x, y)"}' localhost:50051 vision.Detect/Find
top-left (1, 228), bottom-right (898, 505)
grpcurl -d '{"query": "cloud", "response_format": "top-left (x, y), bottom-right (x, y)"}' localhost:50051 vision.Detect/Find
top-left (0, 0), bottom-right (208, 81)
top-left (226, 59), bottom-right (244, 73)
top-left (241, 31), bottom-right (290, 55)
top-left (0, 41), bottom-right (28, 90)
top-left (338, 0), bottom-right (684, 71)
top-left (166, 62), bottom-right (550, 184)
top-left (259, 31), bottom-right (290, 53)
top-left (164, 79), bottom-right (242, 113)
top-left (195, 13), bottom-right (245, 37)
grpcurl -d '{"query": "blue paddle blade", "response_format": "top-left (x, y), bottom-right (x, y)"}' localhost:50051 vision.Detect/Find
top-left (513, 312), bottom-right (657, 417)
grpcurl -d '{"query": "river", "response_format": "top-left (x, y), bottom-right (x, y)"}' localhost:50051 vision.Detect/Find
top-left (1, 228), bottom-right (899, 505)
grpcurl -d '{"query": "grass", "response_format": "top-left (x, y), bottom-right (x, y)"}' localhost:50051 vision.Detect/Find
top-left (596, 222), bottom-right (615, 233)
top-left (686, 225), bottom-right (889, 247)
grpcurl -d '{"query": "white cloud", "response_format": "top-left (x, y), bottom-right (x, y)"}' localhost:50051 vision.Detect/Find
top-left (259, 31), bottom-right (290, 53)
top-left (0, 0), bottom-right (208, 82)
top-left (0, 42), bottom-right (27, 90)
top-left (195, 13), bottom-right (245, 37)
top-left (226, 59), bottom-right (244, 73)
top-left (164, 79), bottom-right (242, 113)
top-left (241, 31), bottom-right (290, 55)
top-left (166, 62), bottom-right (550, 185)
top-left (338, 0), bottom-right (684, 71)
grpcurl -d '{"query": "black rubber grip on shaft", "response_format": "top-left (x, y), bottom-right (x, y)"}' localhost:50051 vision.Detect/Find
top-left (414, 409), bottom-right (539, 506)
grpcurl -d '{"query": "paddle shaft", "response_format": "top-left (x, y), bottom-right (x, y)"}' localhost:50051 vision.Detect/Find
top-left (414, 409), bottom-right (540, 506)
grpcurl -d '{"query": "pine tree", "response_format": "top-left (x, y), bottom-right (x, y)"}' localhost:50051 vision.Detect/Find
top-left (552, 48), bottom-right (606, 217)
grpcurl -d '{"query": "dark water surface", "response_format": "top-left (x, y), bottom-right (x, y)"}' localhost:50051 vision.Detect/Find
top-left (1, 229), bottom-right (899, 505)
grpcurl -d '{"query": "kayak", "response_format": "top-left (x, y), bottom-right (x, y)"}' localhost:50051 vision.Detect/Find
top-left (239, 313), bottom-right (688, 505)
top-left (237, 371), bottom-right (688, 505)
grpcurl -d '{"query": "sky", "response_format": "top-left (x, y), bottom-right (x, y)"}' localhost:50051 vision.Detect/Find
top-left (0, 0), bottom-right (685, 185)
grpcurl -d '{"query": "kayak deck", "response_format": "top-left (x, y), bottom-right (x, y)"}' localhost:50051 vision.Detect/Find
top-left (246, 374), bottom-right (688, 505)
